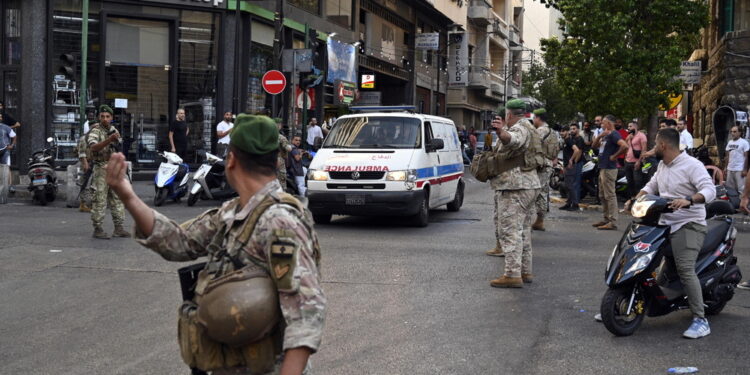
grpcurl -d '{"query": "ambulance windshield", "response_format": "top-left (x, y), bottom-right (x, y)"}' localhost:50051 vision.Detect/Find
top-left (323, 116), bottom-right (422, 149)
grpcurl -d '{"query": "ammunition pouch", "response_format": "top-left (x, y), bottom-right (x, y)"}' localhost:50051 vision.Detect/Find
top-left (471, 152), bottom-right (524, 182)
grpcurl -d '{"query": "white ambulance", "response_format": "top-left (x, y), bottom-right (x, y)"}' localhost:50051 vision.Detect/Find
top-left (306, 107), bottom-right (465, 227)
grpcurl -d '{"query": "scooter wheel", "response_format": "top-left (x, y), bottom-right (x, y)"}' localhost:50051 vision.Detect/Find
top-left (154, 188), bottom-right (168, 207)
top-left (600, 287), bottom-right (646, 336)
top-left (187, 192), bottom-right (199, 207)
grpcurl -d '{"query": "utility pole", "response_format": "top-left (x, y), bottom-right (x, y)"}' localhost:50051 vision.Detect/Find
top-left (273, 0), bottom-right (284, 120)
top-left (233, 0), bottom-right (241, 113)
top-left (79, 0), bottom-right (89, 134)
top-left (302, 23), bottom-right (310, 144)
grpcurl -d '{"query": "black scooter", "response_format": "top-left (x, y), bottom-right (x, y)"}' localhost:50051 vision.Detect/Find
top-left (27, 137), bottom-right (58, 206)
top-left (601, 195), bottom-right (742, 336)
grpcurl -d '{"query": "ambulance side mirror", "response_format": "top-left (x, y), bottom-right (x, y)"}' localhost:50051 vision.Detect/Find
top-left (428, 138), bottom-right (444, 152)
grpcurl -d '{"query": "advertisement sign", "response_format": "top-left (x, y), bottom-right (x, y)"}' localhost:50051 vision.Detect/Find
top-left (361, 74), bottom-right (375, 89)
top-left (357, 91), bottom-right (381, 106)
top-left (416, 33), bottom-right (440, 50)
top-left (447, 31), bottom-right (468, 87)
top-left (295, 87), bottom-right (316, 110)
top-left (334, 80), bottom-right (357, 106)
top-left (679, 61), bottom-right (702, 85)
top-left (327, 39), bottom-right (357, 84)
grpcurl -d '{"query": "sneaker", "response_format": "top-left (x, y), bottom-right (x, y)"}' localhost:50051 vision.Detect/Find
top-left (682, 317), bottom-right (711, 339)
top-left (737, 281), bottom-right (750, 290)
top-left (569, 204), bottom-right (581, 211)
top-left (559, 204), bottom-right (572, 210)
top-left (594, 313), bottom-right (602, 322)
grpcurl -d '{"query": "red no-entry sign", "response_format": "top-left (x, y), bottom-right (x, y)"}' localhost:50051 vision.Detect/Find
top-left (262, 70), bottom-right (287, 95)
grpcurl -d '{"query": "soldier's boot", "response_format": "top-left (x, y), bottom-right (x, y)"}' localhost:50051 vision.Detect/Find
top-left (521, 273), bottom-right (534, 284)
top-left (490, 275), bottom-right (524, 288)
top-left (79, 202), bottom-right (91, 213)
top-left (93, 226), bottom-right (111, 240)
top-left (485, 245), bottom-right (505, 257)
top-left (532, 215), bottom-right (545, 231)
top-left (113, 226), bottom-right (131, 238)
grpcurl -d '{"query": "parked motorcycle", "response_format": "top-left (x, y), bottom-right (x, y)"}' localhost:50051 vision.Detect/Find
top-left (27, 137), bottom-right (58, 206)
top-left (187, 152), bottom-right (236, 206)
top-left (549, 159), bottom-right (564, 191)
top-left (154, 151), bottom-right (190, 206)
top-left (600, 195), bottom-right (742, 336)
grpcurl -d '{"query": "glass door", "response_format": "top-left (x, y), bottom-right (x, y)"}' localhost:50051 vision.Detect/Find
top-left (104, 17), bottom-right (172, 167)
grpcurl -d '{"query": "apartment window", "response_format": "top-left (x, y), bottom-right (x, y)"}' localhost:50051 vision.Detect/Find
top-left (326, 0), bottom-right (353, 29)
top-left (289, 0), bottom-right (319, 15)
top-left (720, 0), bottom-right (734, 36)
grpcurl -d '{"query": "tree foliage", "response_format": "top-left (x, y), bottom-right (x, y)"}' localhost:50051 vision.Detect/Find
top-left (539, 0), bottom-right (707, 121)
top-left (521, 61), bottom-right (578, 125)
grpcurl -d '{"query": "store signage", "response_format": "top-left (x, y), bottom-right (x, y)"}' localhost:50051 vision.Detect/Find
top-left (448, 31), bottom-right (468, 87)
top-left (295, 87), bottom-right (316, 110)
top-left (658, 91), bottom-right (683, 111)
top-left (679, 61), bottom-right (702, 85)
top-left (138, 0), bottom-right (227, 8)
top-left (416, 33), bottom-right (440, 51)
top-left (334, 80), bottom-right (356, 106)
top-left (737, 111), bottom-right (748, 124)
top-left (262, 70), bottom-right (287, 95)
top-left (361, 74), bottom-right (375, 89)
top-left (357, 91), bottom-right (381, 106)
top-left (327, 39), bottom-right (358, 84)
top-left (114, 98), bottom-right (128, 109)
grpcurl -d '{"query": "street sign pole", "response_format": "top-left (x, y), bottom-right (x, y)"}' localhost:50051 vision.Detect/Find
top-left (79, 0), bottom-right (89, 134)
top-left (302, 23), bottom-right (309, 146)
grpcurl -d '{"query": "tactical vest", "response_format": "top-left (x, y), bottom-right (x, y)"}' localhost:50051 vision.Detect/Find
top-left (86, 124), bottom-right (119, 164)
top-left (178, 192), bottom-right (321, 374)
top-left (493, 119), bottom-right (544, 173)
top-left (540, 126), bottom-right (560, 161)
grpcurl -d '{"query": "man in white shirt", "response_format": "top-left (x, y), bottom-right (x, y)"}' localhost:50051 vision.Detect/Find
top-left (639, 127), bottom-right (715, 338)
top-left (306, 117), bottom-right (323, 150)
top-left (592, 115), bottom-right (604, 154)
top-left (677, 118), bottom-right (694, 152)
top-left (215, 111), bottom-right (233, 157)
top-left (724, 125), bottom-right (749, 193)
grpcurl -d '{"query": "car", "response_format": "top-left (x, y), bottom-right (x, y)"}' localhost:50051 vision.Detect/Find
top-left (306, 108), bottom-right (466, 227)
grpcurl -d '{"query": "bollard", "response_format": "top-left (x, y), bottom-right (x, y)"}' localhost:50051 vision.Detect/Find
top-left (0, 164), bottom-right (8, 204)
top-left (66, 164), bottom-right (79, 208)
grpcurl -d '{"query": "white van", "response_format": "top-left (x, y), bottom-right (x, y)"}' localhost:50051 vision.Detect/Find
top-left (306, 109), bottom-right (465, 227)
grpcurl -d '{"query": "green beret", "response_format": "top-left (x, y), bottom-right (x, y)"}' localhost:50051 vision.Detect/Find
top-left (99, 104), bottom-right (114, 115)
top-left (496, 105), bottom-right (505, 114)
top-left (533, 108), bottom-right (547, 116)
top-left (230, 114), bottom-right (278, 155)
top-left (506, 99), bottom-right (526, 111)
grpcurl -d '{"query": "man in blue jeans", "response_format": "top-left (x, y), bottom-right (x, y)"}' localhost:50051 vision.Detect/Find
top-left (560, 124), bottom-right (584, 211)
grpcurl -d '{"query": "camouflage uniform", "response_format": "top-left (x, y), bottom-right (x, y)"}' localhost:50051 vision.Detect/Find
top-left (87, 124), bottom-right (125, 229)
top-left (135, 180), bottom-right (325, 375)
top-left (76, 131), bottom-right (93, 207)
top-left (490, 119), bottom-right (541, 277)
top-left (534, 124), bottom-right (554, 218)
top-left (277, 134), bottom-right (291, 188)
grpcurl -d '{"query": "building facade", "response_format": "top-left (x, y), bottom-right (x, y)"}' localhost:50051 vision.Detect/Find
top-left (690, 0), bottom-right (750, 163)
top-left (0, 0), bottom-right (455, 172)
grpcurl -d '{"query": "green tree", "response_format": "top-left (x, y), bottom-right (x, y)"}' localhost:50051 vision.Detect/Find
top-left (522, 60), bottom-right (579, 126)
top-left (539, 0), bottom-right (707, 142)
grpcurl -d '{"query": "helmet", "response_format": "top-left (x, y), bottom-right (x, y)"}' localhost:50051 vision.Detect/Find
top-left (196, 268), bottom-right (280, 347)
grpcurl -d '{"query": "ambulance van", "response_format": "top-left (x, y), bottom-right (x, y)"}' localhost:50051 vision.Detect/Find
top-left (306, 108), bottom-right (465, 227)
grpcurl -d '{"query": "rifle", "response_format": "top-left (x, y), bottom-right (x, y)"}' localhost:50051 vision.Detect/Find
top-left (76, 167), bottom-right (93, 202)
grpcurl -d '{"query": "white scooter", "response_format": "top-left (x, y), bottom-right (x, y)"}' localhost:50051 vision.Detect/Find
top-left (187, 152), bottom-right (236, 206)
top-left (154, 151), bottom-right (190, 206)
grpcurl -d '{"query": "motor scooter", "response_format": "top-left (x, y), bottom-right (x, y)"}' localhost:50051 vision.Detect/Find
top-left (27, 137), bottom-right (58, 206)
top-left (154, 151), bottom-right (190, 206)
top-left (187, 152), bottom-right (236, 206)
top-left (600, 195), bottom-right (742, 336)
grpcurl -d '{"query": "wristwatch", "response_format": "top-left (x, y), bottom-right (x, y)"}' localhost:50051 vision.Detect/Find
top-left (685, 196), bottom-right (693, 204)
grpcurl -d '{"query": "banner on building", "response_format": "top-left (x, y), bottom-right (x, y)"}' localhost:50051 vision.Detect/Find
top-left (447, 31), bottom-right (468, 87)
top-left (334, 80), bottom-right (357, 105)
top-left (327, 39), bottom-right (357, 84)
top-left (416, 33), bottom-right (440, 50)
top-left (361, 74), bottom-right (375, 89)
top-left (679, 61), bottom-right (702, 85)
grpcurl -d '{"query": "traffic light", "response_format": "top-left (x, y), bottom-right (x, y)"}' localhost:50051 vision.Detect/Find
top-left (308, 28), bottom-right (320, 63)
top-left (59, 53), bottom-right (76, 80)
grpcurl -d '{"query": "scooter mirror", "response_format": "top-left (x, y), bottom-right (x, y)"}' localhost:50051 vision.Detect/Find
top-left (46, 137), bottom-right (54, 143)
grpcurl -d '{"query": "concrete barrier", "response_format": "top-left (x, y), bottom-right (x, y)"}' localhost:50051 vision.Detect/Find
top-left (0, 164), bottom-right (9, 204)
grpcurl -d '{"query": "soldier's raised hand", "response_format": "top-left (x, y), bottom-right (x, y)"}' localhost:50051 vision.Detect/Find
top-left (106, 153), bottom-right (134, 201)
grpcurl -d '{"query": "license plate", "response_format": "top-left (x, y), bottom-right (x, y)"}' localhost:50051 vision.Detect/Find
top-left (32, 178), bottom-right (47, 186)
top-left (345, 195), bottom-right (366, 205)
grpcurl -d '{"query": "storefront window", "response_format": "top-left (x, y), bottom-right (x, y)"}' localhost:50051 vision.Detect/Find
top-left (247, 43), bottom-right (273, 114)
top-left (289, 0), bottom-right (320, 15)
top-left (3, 0), bottom-right (21, 66)
top-left (326, 0), bottom-right (353, 29)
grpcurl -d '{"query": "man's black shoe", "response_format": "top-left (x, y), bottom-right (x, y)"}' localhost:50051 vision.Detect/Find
top-left (569, 204), bottom-right (580, 211)
top-left (559, 204), bottom-right (571, 210)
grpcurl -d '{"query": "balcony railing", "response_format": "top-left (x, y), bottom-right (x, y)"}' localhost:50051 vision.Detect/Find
top-left (469, 69), bottom-right (491, 89)
top-left (468, 0), bottom-right (493, 26)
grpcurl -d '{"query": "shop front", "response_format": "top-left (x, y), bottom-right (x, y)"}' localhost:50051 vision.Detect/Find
top-left (50, 0), bottom-right (224, 167)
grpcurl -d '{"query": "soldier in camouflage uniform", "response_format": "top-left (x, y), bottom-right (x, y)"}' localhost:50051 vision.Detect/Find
top-left (489, 99), bottom-right (541, 288)
top-left (105, 114), bottom-right (325, 375)
top-left (531, 108), bottom-right (556, 231)
top-left (486, 107), bottom-right (506, 257)
top-left (276, 118), bottom-right (292, 190)
top-left (87, 105), bottom-right (130, 239)
top-left (76, 127), bottom-right (93, 212)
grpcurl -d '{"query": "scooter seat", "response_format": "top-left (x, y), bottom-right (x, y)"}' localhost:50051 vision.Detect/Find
top-left (699, 219), bottom-right (730, 256)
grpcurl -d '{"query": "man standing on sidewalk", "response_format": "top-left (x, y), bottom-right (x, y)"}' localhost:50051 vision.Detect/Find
top-left (592, 115), bottom-right (628, 230)
top-left (216, 111), bottom-right (233, 157)
top-left (489, 99), bottom-right (541, 288)
top-left (531, 108), bottom-right (558, 231)
top-left (560, 124), bottom-right (584, 211)
top-left (724, 126), bottom-right (749, 194)
top-left (677, 118), bottom-right (694, 153)
top-left (87, 105), bottom-right (130, 239)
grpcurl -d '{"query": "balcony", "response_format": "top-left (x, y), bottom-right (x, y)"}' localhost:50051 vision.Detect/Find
top-left (509, 25), bottom-right (521, 47)
top-left (490, 72), bottom-right (505, 95)
top-left (469, 69), bottom-right (491, 89)
top-left (468, 0), bottom-right (493, 26)
top-left (489, 12), bottom-right (509, 45)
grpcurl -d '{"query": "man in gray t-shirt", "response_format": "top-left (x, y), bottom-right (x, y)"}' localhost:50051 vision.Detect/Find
top-left (0, 118), bottom-right (17, 166)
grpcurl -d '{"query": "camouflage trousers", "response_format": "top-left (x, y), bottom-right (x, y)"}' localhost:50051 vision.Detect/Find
top-left (78, 163), bottom-right (93, 207)
top-left (495, 189), bottom-right (538, 277)
top-left (90, 164), bottom-right (125, 228)
top-left (277, 158), bottom-right (287, 189)
top-left (534, 168), bottom-right (551, 219)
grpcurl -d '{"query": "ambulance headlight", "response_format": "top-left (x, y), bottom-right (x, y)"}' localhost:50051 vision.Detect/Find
top-left (386, 169), bottom-right (416, 182)
top-left (309, 169), bottom-right (329, 181)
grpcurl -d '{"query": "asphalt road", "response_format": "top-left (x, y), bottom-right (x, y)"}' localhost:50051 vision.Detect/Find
top-left (1, 177), bottom-right (749, 374)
